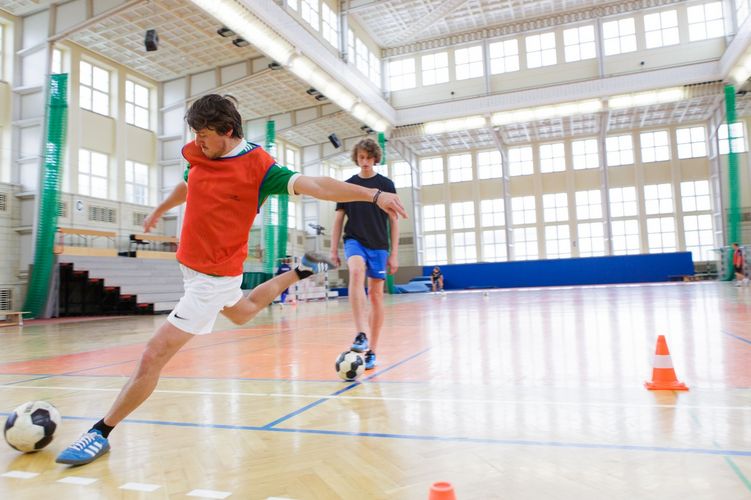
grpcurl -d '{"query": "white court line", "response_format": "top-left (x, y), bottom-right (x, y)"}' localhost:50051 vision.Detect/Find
top-left (57, 476), bottom-right (98, 485)
top-left (1, 471), bottom-right (39, 479)
top-left (187, 489), bottom-right (232, 498)
top-left (1, 383), bottom-right (750, 411)
top-left (120, 482), bottom-right (161, 492)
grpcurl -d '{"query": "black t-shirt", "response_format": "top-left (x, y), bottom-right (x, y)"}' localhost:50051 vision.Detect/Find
top-left (431, 270), bottom-right (442, 281)
top-left (335, 173), bottom-right (396, 250)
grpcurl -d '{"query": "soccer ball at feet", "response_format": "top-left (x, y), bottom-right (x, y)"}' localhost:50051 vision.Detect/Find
top-left (4, 401), bottom-right (61, 452)
top-left (335, 350), bottom-right (365, 381)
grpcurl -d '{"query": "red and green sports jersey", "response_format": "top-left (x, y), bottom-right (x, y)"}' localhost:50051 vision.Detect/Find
top-left (178, 141), bottom-right (297, 276)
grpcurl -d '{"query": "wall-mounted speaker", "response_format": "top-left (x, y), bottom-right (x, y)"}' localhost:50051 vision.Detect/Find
top-left (145, 29), bottom-right (159, 52)
top-left (328, 133), bottom-right (341, 148)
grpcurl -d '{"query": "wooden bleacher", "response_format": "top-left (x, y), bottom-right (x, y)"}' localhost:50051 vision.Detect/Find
top-left (0, 311), bottom-right (29, 327)
top-left (130, 233), bottom-right (178, 259)
top-left (55, 227), bottom-right (117, 256)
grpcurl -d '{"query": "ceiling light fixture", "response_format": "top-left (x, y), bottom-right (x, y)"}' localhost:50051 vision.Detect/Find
top-left (232, 38), bottom-right (250, 48)
top-left (217, 27), bottom-right (235, 37)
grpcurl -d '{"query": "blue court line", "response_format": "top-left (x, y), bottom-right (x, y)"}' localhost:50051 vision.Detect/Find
top-left (722, 329), bottom-right (751, 346)
top-left (261, 346), bottom-right (433, 429)
top-left (3, 412), bottom-right (749, 458)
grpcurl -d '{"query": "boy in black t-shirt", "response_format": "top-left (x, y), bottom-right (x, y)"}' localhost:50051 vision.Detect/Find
top-left (330, 139), bottom-right (399, 370)
top-left (431, 266), bottom-right (444, 292)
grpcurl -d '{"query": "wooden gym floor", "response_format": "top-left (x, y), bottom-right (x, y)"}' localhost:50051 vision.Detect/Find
top-left (0, 282), bottom-right (750, 499)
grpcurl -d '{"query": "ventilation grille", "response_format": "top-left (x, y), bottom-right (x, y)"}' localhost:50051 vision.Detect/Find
top-left (0, 289), bottom-right (11, 311)
top-left (0, 193), bottom-right (6, 212)
top-left (57, 201), bottom-right (67, 218)
top-left (399, 236), bottom-right (414, 245)
top-left (133, 212), bottom-right (148, 227)
top-left (324, 238), bottom-right (331, 248)
top-left (88, 205), bottom-right (117, 223)
top-left (297, 235), bottom-right (303, 245)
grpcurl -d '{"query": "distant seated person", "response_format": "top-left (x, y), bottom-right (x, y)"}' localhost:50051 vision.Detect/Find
top-left (276, 257), bottom-right (293, 303)
top-left (431, 266), bottom-right (444, 293)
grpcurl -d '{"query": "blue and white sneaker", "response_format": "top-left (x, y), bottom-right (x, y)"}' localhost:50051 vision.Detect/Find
top-left (364, 350), bottom-right (376, 370)
top-left (297, 252), bottom-right (337, 278)
top-left (56, 429), bottom-right (110, 465)
top-left (351, 332), bottom-right (369, 353)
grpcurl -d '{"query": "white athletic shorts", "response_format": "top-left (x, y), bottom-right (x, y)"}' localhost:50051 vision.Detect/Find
top-left (166, 264), bottom-right (244, 335)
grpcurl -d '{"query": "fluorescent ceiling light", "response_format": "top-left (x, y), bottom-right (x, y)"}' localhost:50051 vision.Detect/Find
top-left (424, 116), bottom-right (487, 134)
top-left (609, 87), bottom-right (685, 109)
top-left (190, 0), bottom-right (295, 64)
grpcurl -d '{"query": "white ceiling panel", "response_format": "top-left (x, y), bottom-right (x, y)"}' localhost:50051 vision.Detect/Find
top-left (0, 0), bottom-right (58, 16)
top-left (67, 0), bottom-right (262, 81)
top-left (278, 112), bottom-right (368, 147)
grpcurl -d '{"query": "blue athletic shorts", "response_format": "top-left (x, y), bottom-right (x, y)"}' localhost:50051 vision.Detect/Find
top-left (344, 239), bottom-right (388, 280)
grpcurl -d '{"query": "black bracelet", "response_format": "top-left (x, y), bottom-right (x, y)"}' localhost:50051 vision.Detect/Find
top-left (372, 189), bottom-right (382, 204)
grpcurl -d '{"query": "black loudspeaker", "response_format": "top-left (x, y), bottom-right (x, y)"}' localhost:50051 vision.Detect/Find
top-left (328, 133), bottom-right (341, 148)
top-left (144, 29), bottom-right (159, 52)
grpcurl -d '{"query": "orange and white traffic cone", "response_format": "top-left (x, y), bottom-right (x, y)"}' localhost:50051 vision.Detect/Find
top-left (428, 481), bottom-right (456, 500)
top-left (645, 335), bottom-right (688, 391)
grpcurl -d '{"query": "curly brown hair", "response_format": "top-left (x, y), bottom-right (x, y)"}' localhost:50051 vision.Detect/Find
top-left (185, 94), bottom-right (243, 138)
top-left (351, 138), bottom-right (382, 165)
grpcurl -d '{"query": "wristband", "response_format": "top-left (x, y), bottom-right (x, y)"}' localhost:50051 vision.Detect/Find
top-left (372, 189), bottom-right (382, 204)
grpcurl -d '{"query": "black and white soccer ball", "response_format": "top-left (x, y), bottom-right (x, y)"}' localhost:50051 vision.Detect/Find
top-left (335, 350), bottom-right (364, 381)
top-left (4, 401), bottom-right (61, 453)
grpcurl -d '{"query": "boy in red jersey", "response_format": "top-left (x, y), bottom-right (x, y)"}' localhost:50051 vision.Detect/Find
top-left (57, 95), bottom-right (407, 465)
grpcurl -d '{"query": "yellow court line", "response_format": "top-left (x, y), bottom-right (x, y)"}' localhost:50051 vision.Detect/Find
top-left (1, 384), bottom-right (750, 411)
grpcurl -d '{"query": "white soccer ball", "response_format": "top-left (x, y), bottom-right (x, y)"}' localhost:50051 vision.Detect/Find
top-left (335, 350), bottom-right (365, 381)
top-left (4, 400), bottom-right (61, 453)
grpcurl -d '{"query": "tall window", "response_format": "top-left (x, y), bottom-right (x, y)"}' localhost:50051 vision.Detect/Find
top-left (301, 0), bottom-right (319, 30)
top-left (392, 161), bottom-right (412, 188)
top-left (542, 193), bottom-right (568, 222)
top-left (644, 10), bottom-right (679, 48)
top-left (125, 80), bottom-right (150, 129)
top-left (684, 214), bottom-right (714, 261)
top-left (718, 123), bottom-right (748, 154)
top-left (687, 2), bottom-right (724, 41)
top-left (321, 2), bottom-right (339, 48)
top-left (609, 186), bottom-right (638, 217)
top-left (680, 180), bottom-right (711, 212)
top-left (572, 138), bottom-right (599, 170)
top-left (80, 60), bottom-right (110, 115)
top-left (477, 150), bottom-right (502, 179)
top-left (489, 39), bottom-right (520, 74)
top-left (563, 25), bottom-right (596, 62)
top-left (451, 201), bottom-right (475, 229)
top-left (125, 160), bottom-right (149, 205)
top-left (508, 146), bottom-right (533, 176)
top-left (676, 126), bottom-right (707, 159)
top-left (513, 227), bottom-right (538, 260)
top-left (611, 219), bottom-right (640, 255)
top-left (602, 17), bottom-right (637, 55)
top-left (79, 149), bottom-right (108, 198)
top-left (448, 153), bottom-right (473, 182)
top-left (424, 233), bottom-right (448, 264)
top-left (420, 157), bottom-right (444, 185)
top-left (606, 135), bottom-right (634, 166)
top-left (423, 204), bottom-right (446, 231)
top-left (0, 25), bottom-right (4, 80)
top-left (369, 51), bottom-right (381, 88)
top-left (511, 196), bottom-right (536, 225)
top-left (453, 232), bottom-right (477, 263)
top-left (482, 229), bottom-right (507, 261)
top-left (356, 38), bottom-right (369, 75)
top-left (455, 45), bottom-right (484, 80)
top-left (288, 200), bottom-right (298, 229)
top-left (539, 142), bottom-right (565, 173)
top-left (640, 130), bottom-right (670, 163)
top-left (388, 58), bottom-right (416, 91)
top-left (422, 52), bottom-right (449, 86)
top-left (545, 224), bottom-right (571, 259)
top-left (525, 32), bottom-right (557, 68)
top-left (480, 199), bottom-right (505, 227)
top-left (646, 216), bottom-right (676, 253)
top-left (577, 222), bottom-right (606, 257)
top-left (575, 190), bottom-right (603, 220)
top-left (340, 166), bottom-right (359, 180)
top-left (644, 183), bottom-right (673, 215)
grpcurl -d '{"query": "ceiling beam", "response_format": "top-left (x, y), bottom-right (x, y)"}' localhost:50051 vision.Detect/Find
top-left (396, 61), bottom-right (720, 126)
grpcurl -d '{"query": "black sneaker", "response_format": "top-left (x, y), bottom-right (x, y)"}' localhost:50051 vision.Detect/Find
top-left (351, 332), bottom-right (368, 352)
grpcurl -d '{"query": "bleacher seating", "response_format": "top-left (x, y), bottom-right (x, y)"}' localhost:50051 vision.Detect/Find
top-left (58, 255), bottom-right (183, 315)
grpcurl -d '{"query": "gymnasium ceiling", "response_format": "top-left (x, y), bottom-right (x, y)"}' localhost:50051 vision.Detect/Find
top-left (0, 0), bottom-right (746, 164)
